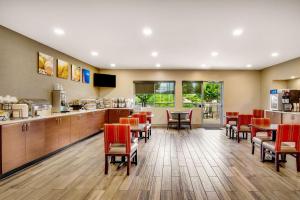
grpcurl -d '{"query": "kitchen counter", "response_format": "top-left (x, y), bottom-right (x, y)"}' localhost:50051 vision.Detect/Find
top-left (265, 110), bottom-right (300, 114)
top-left (0, 108), bottom-right (133, 126)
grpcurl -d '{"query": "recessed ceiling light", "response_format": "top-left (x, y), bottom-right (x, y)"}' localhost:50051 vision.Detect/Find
top-left (246, 64), bottom-right (252, 68)
top-left (143, 27), bottom-right (153, 36)
top-left (271, 52), bottom-right (279, 57)
top-left (151, 51), bottom-right (158, 57)
top-left (110, 63), bottom-right (116, 67)
top-left (211, 51), bottom-right (219, 57)
top-left (156, 63), bottom-right (161, 67)
top-left (53, 28), bottom-right (65, 35)
top-left (91, 51), bottom-right (99, 56)
top-left (201, 64), bottom-right (207, 67)
top-left (291, 76), bottom-right (296, 79)
top-left (232, 28), bottom-right (243, 36)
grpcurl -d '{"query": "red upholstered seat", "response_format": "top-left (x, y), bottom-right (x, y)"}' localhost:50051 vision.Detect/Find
top-left (181, 109), bottom-right (193, 129)
top-left (251, 118), bottom-right (272, 157)
top-left (253, 109), bottom-right (264, 118)
top-left (262, 124), bottom-right (300, 172)
top-left (120, 117), bottom-right (140, 138)
top-left (232, 114), bottom-right (252, 143)
top-left (166, 110), bottom-right (179, 129)
top-left (104, 124), bottom-right (138, 175)
top-left (139, 111), bottom-right (152, 123)
top-left (132, 113), bottom-right (151, 142)
top-left (225, 112), bottom-right (239, 137)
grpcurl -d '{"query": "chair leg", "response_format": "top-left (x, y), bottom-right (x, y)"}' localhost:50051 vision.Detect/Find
top-left (105, 155), bottom-right (108, 174)
top-left (145, 131), bottom-right (147, 143)
top-left (237, 132), bottom-right (240, 143)
top-left (135, 151), bottom-right (138, 165)
top-left (127, 155), bottom-right (131, 175)
top-left (275, 153), bottom-right (280, 172)
top-left (262, 147), bottom-right (265, 162)
top-left (251, 142), bottom-right (255, 154)
top-left (296, 153), bottom-right (300, 172)
top-left (190, 123), bottom-right (192, 130)
top-left (225, 127), bottom-right (228, 136)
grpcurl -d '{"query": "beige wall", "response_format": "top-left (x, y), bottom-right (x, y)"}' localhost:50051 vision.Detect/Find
top-left (99, 69), bottom-right (262, 125)
top-left (287, 78), bottom-right (300, 89)
top-left (261, 57), bottom-right (300, 109)
top-left (0, 26), bottom-right (100, 103)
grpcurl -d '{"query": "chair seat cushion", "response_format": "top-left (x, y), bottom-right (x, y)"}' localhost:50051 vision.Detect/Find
top-left (262, 141), bottom-right (296, 153)
top-left (109, 142), bottom-right (138, 154)
top-left (232, 126), bottom-right (237, 131)
top-left (228, 121), bottom-right (237, 125)
top-left (252, 136), bottom-right (272, 144)
top-left (169, 119), bottom-right (179, 122)
top-left (240, 125), bottom-right (251, 132)
top-left (181, 119), bottom-right (191, 123)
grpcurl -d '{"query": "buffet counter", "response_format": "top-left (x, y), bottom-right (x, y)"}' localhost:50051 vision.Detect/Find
top-left (265, 110), bottom-right (300, 124)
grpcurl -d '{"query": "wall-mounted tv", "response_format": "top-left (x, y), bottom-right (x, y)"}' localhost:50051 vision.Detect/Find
top-left (93, 73), bottom-right (116, 87)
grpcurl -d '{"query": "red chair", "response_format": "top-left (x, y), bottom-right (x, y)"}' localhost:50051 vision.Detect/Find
top-left (181, 109), bottom-right (193, 129)
top-left (232, 114), bottom-right (252, 143)
top-left (119, 117), bottom-right (140, 139)
top-left (139, 111), bottom-right (152, 123)
top-left (225, 112), bottom-right (239, 137)
top-left (253, 109), bottom-right (264, 118)
top-left (166, 110), bottom-right (179, 129)
top-left (132, 113), bottom-right (151, 143)
top-left (262, 124), bottom-right (300, 172)
top-left (251, 118), bottom-right (272, 158)
top-left (104, 124), bottom-right (138, 175)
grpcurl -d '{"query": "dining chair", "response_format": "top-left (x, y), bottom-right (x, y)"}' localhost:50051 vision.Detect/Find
top-left (232, 114), bottom-right (252, 143)
top-left (253, 109), bottom-right (265, 118)
top-left (166, 109), bottom-right (179, 129)
top-left (132, 113), bottom-right (151, 142)
top-left (181, 109), bottom-right (193, 129)
top-left (139, 111), bottom-right (152, 123)
top-left (251, 118), bottom-right (272, 158)
top-left (225, 112), bottom-right (239, 137)
top-left (262, 124), bottom-right (300, 172)
top-left (119, 117), bottom-right (140, 139)
top-left (104, 124), bottom-right (138, 175)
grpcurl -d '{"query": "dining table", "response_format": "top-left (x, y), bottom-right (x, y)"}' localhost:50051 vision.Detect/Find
top-left (251, 123), bottom-right (278, 141)
top-left (171, 111), bottom-right (189, 130)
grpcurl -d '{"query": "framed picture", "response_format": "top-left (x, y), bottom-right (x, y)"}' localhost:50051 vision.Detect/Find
top-left (38, 52), bottom-right (54, 76)
top-left (71, 64), bottom-right (81, 82)
top-left (57, 59), bottom-right (69, 79)
top-left (82, 68), bottom-right (90, 84)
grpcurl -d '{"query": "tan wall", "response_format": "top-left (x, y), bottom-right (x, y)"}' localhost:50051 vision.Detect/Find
top-left (287, 78), bottom-right (300, 89)
top-left (99, 69), bottom-right (262, 125)
top-left (261, 57), bottom-right (300, 109)
top-left (0, 26), bottom-right (100, 102)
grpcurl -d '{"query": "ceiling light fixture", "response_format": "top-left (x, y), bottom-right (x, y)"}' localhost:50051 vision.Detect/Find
top-left (53, 28), bottom-right (65, 35)
top-left (151, 51), bottom-right (158, 57)
top-left (143, 27), bottom-right (153, 36)
top-left (201, 64), bottom-right (207, 67)
top-left (291, 76), bottom-right (296, 79)
top-left (156, 63), bottom-right (161, 67)
top-left (91, 51), bottom-right (99, 56)
top-left (110, 63), bottom-right (116, 67)
top-left (232, 28), bottom-right (243, 36)
top-left (271, 52), bottom-right (279, 57)
top-left (246, 64), bottom-right (252, 68)
top-left (211, 51), bottom-right (219, 57)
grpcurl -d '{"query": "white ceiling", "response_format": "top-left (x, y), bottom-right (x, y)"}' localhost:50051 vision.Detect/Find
top-left (1, 0), bottom-right (300, 70)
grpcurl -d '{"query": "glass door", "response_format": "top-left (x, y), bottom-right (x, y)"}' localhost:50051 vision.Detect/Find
top-left (201, 81), bottom-right (224, 128)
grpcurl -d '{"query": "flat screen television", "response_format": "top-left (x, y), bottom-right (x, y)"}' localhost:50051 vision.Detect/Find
top-left (93, 73), bottom-right (116, 87)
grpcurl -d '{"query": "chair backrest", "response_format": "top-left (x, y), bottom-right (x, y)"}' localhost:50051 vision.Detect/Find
top-left (189, 109), bottom-right (193, 120)
top-left (140, 111), bottom-right (152, 123)
top-left (166, 110), bottom-right (171, 121)
top-left (238, 114), bottom-right (253, 130)
top-left (225, 112), bottom-right (239, 124)
top-left (104, 124), bottom-right (131, 154)
top-left (132, 113), bottom-right (147, 123)
top-left (253, 109), bottom-right (264, 118)
top-left (119, 117), bottom-right (139, 126)
top-left (251, 118), bottom-right (271, 138)
top-left (275, 124), bottom-right (300, 152)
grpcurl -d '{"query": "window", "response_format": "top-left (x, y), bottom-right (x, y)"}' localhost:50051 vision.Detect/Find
top-left (182, 81), bottom-right (203, 107)
top-left (134, 81), bottom-right (175, 107)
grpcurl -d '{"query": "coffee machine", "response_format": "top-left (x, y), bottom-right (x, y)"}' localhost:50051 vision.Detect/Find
top-left (52, 90), bottom-right (69, 113)
top-left (282, 91), bottom-right (293, 112)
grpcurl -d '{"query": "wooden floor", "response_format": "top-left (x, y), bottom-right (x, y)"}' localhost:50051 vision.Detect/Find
top-left (0, 128), bottom-right (300, 200)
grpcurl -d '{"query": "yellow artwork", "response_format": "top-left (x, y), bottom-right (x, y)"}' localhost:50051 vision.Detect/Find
top-left (71, 64), bottom-right (81, 82)
top-left (57, 59), bottom-right (69, 79)
top-left (38, 52), bottom-right (54, 76)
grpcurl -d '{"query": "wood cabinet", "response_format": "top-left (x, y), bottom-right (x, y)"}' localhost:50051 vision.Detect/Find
top-left (265, 111), bottom-right (282, 124)
top-left (1, 119), bottom-right (46, 173)
top-left (1, 109), bottom-right (107, 175)
top-left (45, 116), bottom-right (70, 154)
top-left (108, 109), bottom-right (131, 123)
top-left (282, 113), bottom-right (300, 124)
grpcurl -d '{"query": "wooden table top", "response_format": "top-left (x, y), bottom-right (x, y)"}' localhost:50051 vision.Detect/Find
top-left (251, 124), bottom-right (278, 131)
top-left (171, 111), bottom-right (189, 114)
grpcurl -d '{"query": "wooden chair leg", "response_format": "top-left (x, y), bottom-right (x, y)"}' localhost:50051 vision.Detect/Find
top-left (275, 153), bottom-right (280, 172)
top-left (105, 155), bottom-right (108, 174)
top-left (127, 155), bottom-right (131, 175)
top-left (237, 132), bottom-right (240, 143)
top-left (135, 151), bottom-right (138, 165)
top-left (225, 127), bottom-right (228, 136)
top-left (296, 153), bottom-right (300, 172)
top-left (145, 131), bottom-right (147, 143)
top-left (251, 142), bottom-right (255, 154)
top-left (262, 147), bottom-right (265, 162)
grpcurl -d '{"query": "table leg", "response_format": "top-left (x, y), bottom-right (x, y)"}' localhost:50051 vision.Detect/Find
top-left (272, 130), bottom-right (276, 141)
